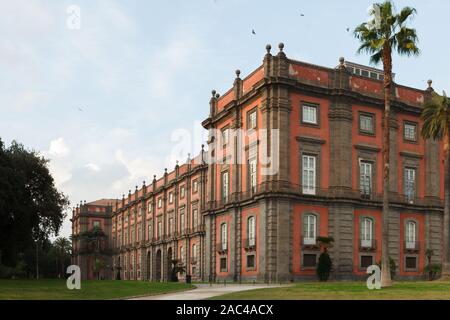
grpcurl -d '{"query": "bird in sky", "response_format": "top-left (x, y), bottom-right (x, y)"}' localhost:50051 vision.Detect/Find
top-left (300, 13), bottom-right (305, 16)
top-left (77, 107), bottom-right (83, 112)
top-left (252, 29), bottom-right (256, 35)
top-left (346, 27), bottom-right (350, 32)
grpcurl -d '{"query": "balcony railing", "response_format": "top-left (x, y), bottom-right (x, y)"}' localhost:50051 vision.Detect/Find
top-left (403, 240), bottom-right (420, 252)
top-left (243, 238), bottom-right (256, 251)
top-left (217, 242), bottom-right (228, 254)
top-left (359, 239), bottom-right (377, 251)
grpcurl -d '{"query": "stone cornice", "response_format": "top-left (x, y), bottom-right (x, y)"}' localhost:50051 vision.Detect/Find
top-left (400, 151), bottom-right (424, 159)
top-left (354, 144), bottom-right (381, 152)
top-left (295, 135), bottom-right (326, 145)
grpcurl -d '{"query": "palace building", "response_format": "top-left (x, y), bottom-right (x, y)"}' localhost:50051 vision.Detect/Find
top-left (72, 43), bottom-right (445, 282)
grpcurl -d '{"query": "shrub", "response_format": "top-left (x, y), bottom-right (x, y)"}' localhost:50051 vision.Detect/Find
top-left (316, 252), bottom-right (332, 281)
top-left (425, 263), bottom-right (441, 281)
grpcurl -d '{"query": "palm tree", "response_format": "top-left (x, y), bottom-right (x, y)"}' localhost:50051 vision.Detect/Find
top-left (53, 237), bottom-right (72, 278)
top-left (421, 91), bottom-right (450, 278)
top-left (354, 1), bottom-right (420, 287)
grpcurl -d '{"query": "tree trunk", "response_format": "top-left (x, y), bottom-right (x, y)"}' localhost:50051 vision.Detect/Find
top-left (381, 45), bottom-right (393, 287)
top-left (441, 132), bottom-right (450, 277)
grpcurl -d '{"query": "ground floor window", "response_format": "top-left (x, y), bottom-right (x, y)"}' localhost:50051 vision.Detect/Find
top-left (405, 256), bottom-right (417, 270)
top-left (360, 255), bottom-right (373, 268)
top-left (303, 253), bottom-right (317, 268)
top-left (220, 257), bottom-right (227, 272)
top-left (247, 255), bottom-right (255, 269)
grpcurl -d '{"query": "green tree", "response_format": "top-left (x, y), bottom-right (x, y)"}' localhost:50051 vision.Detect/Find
top-left (421, 92), bottom-right (450, 278)
top-left (0, 139), bottom-right (69, 271)
top-left (354, 1), bottom-right (420, 287)
top-left (53, 237), bottom-right (72, 277)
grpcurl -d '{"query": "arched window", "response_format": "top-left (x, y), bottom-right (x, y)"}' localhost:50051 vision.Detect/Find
top-left (405, 221), bottom-right (417, 249)
top-left (247, 216), bottom-right (256, 247)
top-left (303, 214), bottom-right (317, 245)
top-left (220, 223), bottom-right (227, 250)
top-left (360, 218), bottom-right (373, 248)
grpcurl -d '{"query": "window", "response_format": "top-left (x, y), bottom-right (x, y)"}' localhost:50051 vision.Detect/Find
top-left (302, 104), bottom-right (318, 124)
top-left (249, 158), bottom-right (257, 192)
top-left (360, 218), bottom-right (373, 248)
top-left (303, 254), bottom-right (317, 267)
top-left (404, 122), bottom-right (417, 142)
top-left (247, 255), bottom-right (255, 268)
top-left (137, 223), bottom-right (141, 241)
top-left (404, 167), bottom-right (416, 203)
top-left (359, 160), bottom-right (372, 197)
top-left (169, 218), bottom-right (174, 236)
top-left (221, 171), bottom-right (229, 201)
top-left (247, 216), bottom-right (256, 247)
top-left (138, 206), bottom-right (142, 216)
top-left (180, 186), bottom-right (185, 198)
top-left (220, 223), bottom-right (228, 250)
top-left (361, 70), bottom-right (369, 77)
top-left (93, 220), bottom-right (100, 228)
top-left (192, 244), bottom-right (197, 261)
top-left (157, 221), bottom-right (162, 239)
top-left (222, 127), bottom-right (230, 146)
top-left (148, 223), bottom-right (153, 240)
top-left (169, 192), bottom-right (173, 204)
top-left (302, 155), bottom-right (316, 195)
top-left (405, 256), bottom-right (417, 269)
top-left (361, 255), bottom-right (373, 268)
top-left (125, 215), bottom-right (128, 223)
top-left (303, 214), bottom-right (317, 245)
top-left (157, 197), bottom-right (162, 208)
top-left (147, 202), bottom-right (152, 213)
top-left (248, 109), bottom-right (257, 129)
top-left (192, 209), bottom-right (198, 228)
top-left (192, 179), bottom-right (198, 193)
top-left (405, 221), bottom-right (416, 249)
top-left (131, 228), bottom-right (135, 243)
top-left (370, 72), bottom-right (378, 79)
top-left (220, 257), bottom-right (227, 272)
top-left (180, 210), bottom-right (185, 233)
top-left (359, 113), bottom-right (374, 134)
top-left (180, 246), bottom-right (185, 263)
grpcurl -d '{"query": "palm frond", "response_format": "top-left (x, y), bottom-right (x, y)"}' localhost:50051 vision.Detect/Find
top-left (421, 92), bottom-right (450, 141)
top-left (397, 7), bottom-right (417, 25)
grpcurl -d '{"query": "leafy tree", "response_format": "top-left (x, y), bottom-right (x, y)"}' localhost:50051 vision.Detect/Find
top-left (421, 92), bottom-right (450, 278)
top-left (0, 138), bottom-right (69, 271)
top-left (354, 1), bottom-right (420, 287)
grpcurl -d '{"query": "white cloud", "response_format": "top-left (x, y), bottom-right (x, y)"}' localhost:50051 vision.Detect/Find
top-left (85, 163), bottom-right (101, 172)
top-left (48, 137), bottom-right (70, 157)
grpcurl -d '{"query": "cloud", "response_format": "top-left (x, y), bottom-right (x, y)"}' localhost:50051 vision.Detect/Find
top-left (48, 137), bottom-right (70, 157)
top-left (85, 163), bottom-right (101, 172)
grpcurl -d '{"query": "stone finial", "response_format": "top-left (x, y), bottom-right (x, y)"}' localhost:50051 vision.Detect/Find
top-left (164, 168), bottom-right (167, 174)
top-left (339, 57), bottom-right (345, 65)
top-left (266, 44), bottom-right (271, 54)
top-left (428, 79), bottom-right (432, 88)
top-left (128, 189), bottom-right (131, 195)
top-left (277, 42), bottom-right (286, 58)
top-left (211, 89), bottom-right (216, 97)
top-left (278, 42), bottom-right (284, 52)
top-left (143, 180), bottom-right (146, 186)
top-left (201, 144), bottom-right (204, 151)
top-left (215, 93), bottom-right (220, 99)
top-left (135, 185), bottom-right (138, 190)
top-left (122, 194), bottom-right (125, 199)
top-left (235, 69), bottom-right (241, 78)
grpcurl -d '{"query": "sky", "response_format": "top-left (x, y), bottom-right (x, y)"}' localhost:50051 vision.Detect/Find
top-left (1, 0), bottom-right (449, 239)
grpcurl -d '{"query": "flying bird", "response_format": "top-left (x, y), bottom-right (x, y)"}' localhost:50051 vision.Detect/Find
top-left (77, 107), bottom-right (83, 111)
top-left (346, 27), bottom-right (350, 32)
top-left (252, 29), bottom-right (256, 35)
top-left (300, 13), bottom-right (305, 16)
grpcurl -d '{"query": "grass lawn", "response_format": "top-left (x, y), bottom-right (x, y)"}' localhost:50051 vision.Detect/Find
top-left (0, 279), bottom-right (194, 300)
top-left (210, 281), bottom-right (450, 300)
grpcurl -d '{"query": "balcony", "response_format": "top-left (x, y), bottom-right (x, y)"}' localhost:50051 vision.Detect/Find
top-left (217, 242), bottom-right (228, 254)
top-left (404, 240), bottom-right (420, 252)
top-left (243, 238), bottom-right (256, 251)
top-left (301, 236), bottom-right (319, 250)
top-left (359, 239), bottom-right (377, 251)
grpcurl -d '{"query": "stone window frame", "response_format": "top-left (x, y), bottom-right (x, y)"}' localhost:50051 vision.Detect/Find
top-left (147, 201), bottom-right (152, 213)
top-left (247, 106), bottom-right (258, 131)
top-left (356, 147), bottom-right (379, 197)
top-left (403, 217), bottom-right (419, 253)
top-left (219, 256), bottom-right (228, 272)
top-left (246, 254), bottom-right (256, 271)
top-left (179, 206), bottom-right (186, 234)
top-left (358, 111), bottom-right (376, 136)
top-left (402, 156), bottom-right (420, 201)
top-left (192, 179), bottom-right (199, 194)
top-left (221, 125), bottom-right (230, 147)
top-left (403, 120), bottom-right (419, 144)
top-left (157, 197), bottom-right (162, 208)
top-left (359, 254), bottom-right (376, 271)
top-left (191, 203), bottom-right (199, 229)
top-left (404, 254), bottom-right (419, 272)
top-left (180, 185), bottom-right (186, 199)
top-left (220, 222), bottom-right (228, 251)
top-left (245, 141), bottom-right (258, 193)
top-left (300, 101), bottom-right (320, 127)
top-left (168, 191), bottom-right (174, 204)
top-left (298, 138), bottom-right (323, 195)
top-left (300, 211), bottom-right (320, 271)
top-left (358, 215), bottom-right (376, 251)
top-left (220, 169), bottom-right (230, 202)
